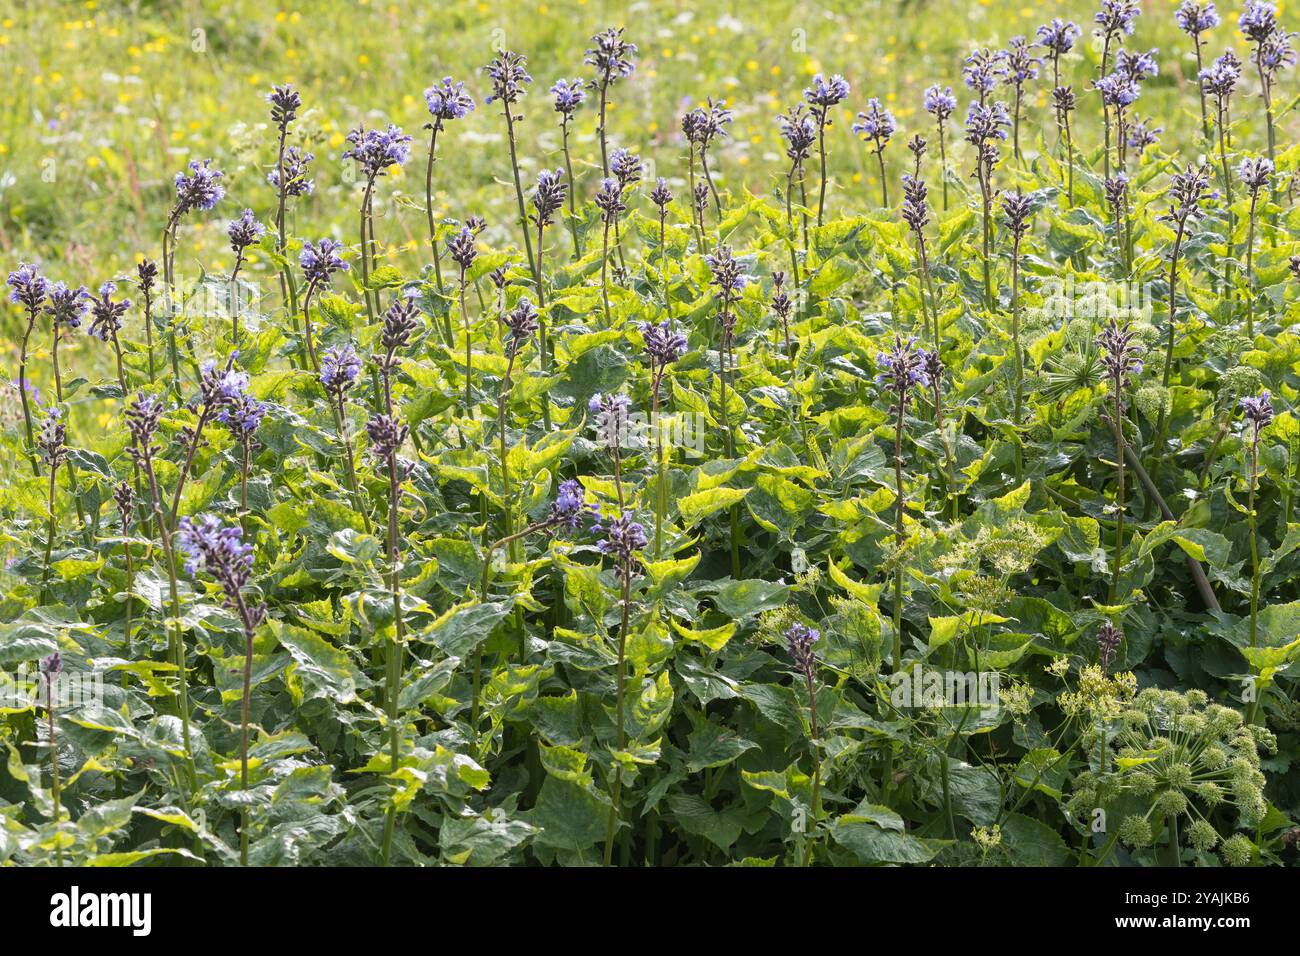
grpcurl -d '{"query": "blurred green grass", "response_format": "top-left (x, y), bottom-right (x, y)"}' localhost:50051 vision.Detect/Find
top-left (0, 0), bottom-right (1275, 314)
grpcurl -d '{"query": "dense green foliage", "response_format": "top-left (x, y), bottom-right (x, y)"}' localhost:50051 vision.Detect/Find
top-left (1, 1), bottom-right (1299, 867)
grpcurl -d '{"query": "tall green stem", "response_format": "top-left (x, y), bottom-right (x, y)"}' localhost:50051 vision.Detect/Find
top-left (1248, 438), bottom-right (1260, 648)
top-left (603, 572), bottom-right (631, 866)
top-left (45, 674), bottom-right (63, 868)
top-left (425, 122), bottom-right (446, 294)
top-left (1108, 394), bottom-right (1127, 606)
top-left (561, 119), bottom-right (583, 257)
top-left (141, 454), bottom-right (196, 791)
top-left (16, 307), bottom-right (40, 473)
top-left (503, 105), bottom-right (539, 290)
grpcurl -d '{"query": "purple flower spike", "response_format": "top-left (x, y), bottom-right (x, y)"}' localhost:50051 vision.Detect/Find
top-left (7, 263), bottom-right (48, 312)
top-left (88, 281), bottom-right (131, 341)
top-left (227, 208), bottom-right (266, 254)
top-left (174, 158), bottom-right (225, 213)
top-left (425, 77), bottom-right (476, 122)
top-left (923, 85), bottom-right (957, 121)
top-left (320, 343), bottom-right (362, 397)
top-left (784, 622), bottom-right (820, 681)
top-left (549, 479), bottom-right (594, 532)
top-left (852, 98), bottom-right (896, 153)
top-left (640, 320), bottom-right (688, 368)
top-left (177, 513), bottom-right (261, 624)
top-left (551, 78), bottom-right (586, 117)
top-left (267, 146), bottom-right (315, 197)
top-left (46, 282), bottom-right (89, 330)
top-left (342, 124), bottom-right (412, 180)
top-left (1175, 2), bottom-right (1219, 37)
top-left (300, 238), bottom-right (349, 286)
top-left (876, 335), bottom-right (930, 403)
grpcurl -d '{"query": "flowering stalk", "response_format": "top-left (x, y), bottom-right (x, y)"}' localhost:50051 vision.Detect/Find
top-left (597, 513), bottom-right (648, 866)
top-left (586, 28), bottom-right (637, 180)
top-left (999, 36), bottom-right (1042, 163)
top-left (7, 263), bottom-right (48, 473)
top-left (1093, 1), bottom-right (1140, 182)
top-left (532, 168), bottom-right (567, 372)
top-left (44, 283), bottom-right (84, 411)
top-left (37, 408), bottom-right (66, 603)
top-left (1094, 620), bottom-right (1122, 777)
top-left (1099, 320), bottom-right (1144, 604)
top-left (784, 624), bottom-right (822, 864)
top-left (368, 296), bottom-right (419, 866)
top-left (474, 483), bottom-right (592, 726)
top-left (321, 344), bottom-right (371, 533)
top-left (226, 209), bottom-right (265, 346)
top-left (876, 336), bottom-right (928, 674)
top-left (168, 354), bottom-right (241, 528)
top-left (423, 78), bottom-right (475, 296)
top-left (165, 159), bottom-right (225, 395)
top-left (770, 273), bottom-right (812, 458)
top-left (875, 339), bottom-right (924, 809)
top-left (595, 179), bottom-right (625, 323)
top-left (590, 393), bottom-right (631, 511)
top-left (216, 374), bottom-right (266, 516)
top-left (1155, 165), bottom-right (1210, 450)
top-left (89, 282), bottom-right (132, 396)
top-left (1240, 391), bottom-right (1274, 648)
top-left (137, 259), bottom-right (159, 385)
top-left (804, 75), bottom-right (849, 227)
top-left (1175, 2), bottom-right (1219, 144)
top-left (692, 184), bottom-right (711, 255)
top-left (901, 157), bottom-right (939, 346)
top-left (1238, 158), bottom-right (1272, 338)
top-left (46, 284), bottom-right (89, 537)
top-left (1054, 87), bottom-right (1076, 204)
top-left (707, 246), bottom-right (747, 578)
top-left (778, 105), bottom-right (815, 267)
top-left (651, 179), bottom-right (674, 312)
top-left (682, 113), bottom-right (705, 250)
top-left (1105, 174), bottom-right (1131, 277)
top-left (486, 51), bottom-right (540, 294)
top-left (1241, 2), bottom-right (1295, 237)
top-left (40, 652), bottom-right (64, 867)
top-left (965, 101), bottom-right (1009, 309)
top-left (1001, 192), bottom-right (1032, 446)
top-left (448, 224), bottom-right (479, 415)
top-left (551, 79), bottom-right (587, 257)
top-left (177, 514), bottom-right (264, 864)
top-left (114, 482), bottom-right (136, 656)
top-left (267, 85), bottom-right (304, 328)
top-left (1035, 18), bottom-right (1080, 157)
top-left (698, 99), bottom-right (731, 221)
top-left (609, 147), bottom-right (642, 272)
top-left (640, 321), bottom-right (686, 559)
top-left (90, 282), bottom-right (150, 534)
top-left (853, 98), bottom-right (895, 206)
top-left (343, 123), bottom-right (412, 342)
top-left (296, 237), bottom-right (350, 381)
top-left (500, 300), bottom-right (538, 554)
top-left (923, 349), bottom-right (959, 522)
top-left (1202, 52), bottom-right (1240, 303)
top-left (923, 85), bottom-right (956, 211)
top-left (127, 392), bottom-right (196, 791)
